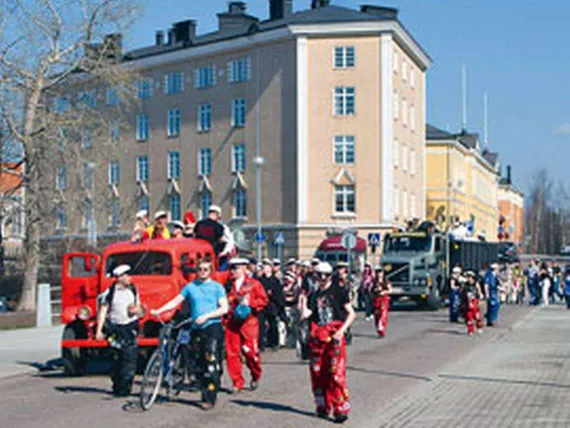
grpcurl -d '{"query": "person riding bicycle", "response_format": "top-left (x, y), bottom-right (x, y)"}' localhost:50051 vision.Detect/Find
top-left (151, 260), bottom-right (228, 410)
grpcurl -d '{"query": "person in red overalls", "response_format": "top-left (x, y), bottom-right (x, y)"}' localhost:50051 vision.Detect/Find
top-left (223, 257), bottom-right (268, 393)
top-left (302, 262), bottom-right (355, 424)
top-left (461, 271), bottom-right (484, 336)
top-left (371, 266), bottom-right (392, 338)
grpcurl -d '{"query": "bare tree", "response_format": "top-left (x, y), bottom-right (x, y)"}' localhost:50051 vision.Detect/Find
top-left (0, 0), bottom-right (139, 311)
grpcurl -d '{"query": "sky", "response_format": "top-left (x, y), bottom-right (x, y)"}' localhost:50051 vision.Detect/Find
top-left (126, 0), bottom-right (570, 192)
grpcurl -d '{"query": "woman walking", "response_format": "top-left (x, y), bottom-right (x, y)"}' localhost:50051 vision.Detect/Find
top-left (371, 266), bottom-right (392, 338)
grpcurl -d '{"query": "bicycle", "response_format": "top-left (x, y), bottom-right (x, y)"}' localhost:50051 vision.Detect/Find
top-left (140, 315), bottom-right (193, 411)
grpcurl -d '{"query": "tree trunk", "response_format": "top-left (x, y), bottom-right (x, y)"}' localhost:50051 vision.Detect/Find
top-left (17, 220), bottom-right (40, 311)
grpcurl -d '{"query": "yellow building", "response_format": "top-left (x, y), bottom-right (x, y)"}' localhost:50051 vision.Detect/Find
top-left (425, 125), bottom-right (499, 241)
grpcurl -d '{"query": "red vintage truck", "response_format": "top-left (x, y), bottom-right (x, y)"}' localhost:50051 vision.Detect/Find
top-left (60, 238), bottom-right (219, 375)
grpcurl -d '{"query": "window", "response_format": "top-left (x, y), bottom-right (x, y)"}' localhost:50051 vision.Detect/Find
top-left (167, 109), bottom-right (180, 137)
top-left (164, 72), bottom-right (184, 94)
top-left (334, 185), bottom-right (355, 214)
top-left (170, 193), bottom-right (181, 221)
top-left (393, 139), bottom-right (399, 167)
top-left (106, 87), bottom-right (119, 106)
top-left (402, 60), bottom-right (408, 82)
top-left (231, 98), bottom-right (246, 127)
top-left (54, 96), bottom-right (69, 113)
top-left (82, 128), bottom-right (92, 149)
top-left (232, 144), bottom-right (246, 173)
top-left (201, 192), bottom-right (212, 218)
top-left (110, 200), bottom-right (121, 227)
top-left (403, 189), bottom-right (409, 218)
top-left (139, 195), bottom-right (149, 212)
top-left (136, 114), bottom-right (149, 141)
top-left (195, 65), bottom-right (215, 89)
top-left (411, 68), bottom-right (416, 89)
top-left (136, 79), bottom-right (153, 100)
top-left (393, 185), bottom-right (399, 216)
top-left (57, 205), bottom-right (67, 229)
top-left (198, 104), bottom-right (212, 131)
top-left (58, 128), bottom-right (67, 153)
top-left (83, 201), bottom-right (94, 230)
top-left (402, 145), bottom-right (408, 173)
top-left (77, 91), bottom-right (96, 109)
top-left (199, 148), bottom-right (212, 176)
top-left (136, 156), bottom-right (149, 182)
top-left (334, 86), bottom-right (355, 116)
top-left (108, 161), bottom-right (120, 186)
top-left (333, 135), bottom-right (355, 164)
top-left (393, 51), bottom-right (399, 74)
top-left (410, 193), bottom-right (416, 218)
top-left (393, 90), bottom-right (399, 119)
top-left (402, 98), bottom-right (408, 126)
top-left (84, 163), bottom-right (94, 190)
top-left (168, 151), bottom-right (180, 179)
top-left (109, 122), bottom-right (120, 143)
top-left (410, 105), bottom-right (416, 131)
top-left (334, 46), bottom-right (355, 68)
top-left (233, 189), bottom-right (247, 217)
top-left (228, 57), bottom-right (251, 83)
top-left (410, 149), bottom-right (416, 175)
top-left (106, 251), bottom-right (172, 276)
top-left (56, 166), bottom-right (67, 190)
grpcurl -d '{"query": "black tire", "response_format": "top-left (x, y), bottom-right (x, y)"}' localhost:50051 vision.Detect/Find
top-left (140, 349), bottom-right (164, 411)
top-left (167, 349), bottom-right (187, 399)
top-left (62, 323), bottom-right (87, 376)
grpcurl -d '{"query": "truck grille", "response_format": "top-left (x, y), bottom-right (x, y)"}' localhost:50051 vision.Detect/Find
top-left (385, 263), bottom-right (409, 283)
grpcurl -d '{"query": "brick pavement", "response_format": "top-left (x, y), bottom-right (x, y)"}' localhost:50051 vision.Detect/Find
top-left (374, 305), bottom-right (570, 428)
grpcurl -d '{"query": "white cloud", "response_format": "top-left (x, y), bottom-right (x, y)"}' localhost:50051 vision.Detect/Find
top-left (554, 123), bottom-right (570, 135)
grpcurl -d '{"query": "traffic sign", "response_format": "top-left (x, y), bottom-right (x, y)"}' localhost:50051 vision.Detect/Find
top-left (368, 233), bottom-right (380, 247)
top-left (341, 233), bottom-right (357, 250)
top-left (254, 232), bottom-right (266, 243)
top-left (274, 232), bottom-right (285, 246)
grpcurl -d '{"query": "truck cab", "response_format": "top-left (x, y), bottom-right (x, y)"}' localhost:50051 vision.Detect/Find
top-left (60, 238), bottom-right (218, 375)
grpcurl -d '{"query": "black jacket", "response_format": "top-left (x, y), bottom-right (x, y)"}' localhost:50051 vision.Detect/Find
top-left (259, 275), bottom-right (285, 316)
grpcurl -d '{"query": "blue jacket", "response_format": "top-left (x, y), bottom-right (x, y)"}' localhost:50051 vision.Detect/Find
top-left (485, 270), bottom-right (498, 300)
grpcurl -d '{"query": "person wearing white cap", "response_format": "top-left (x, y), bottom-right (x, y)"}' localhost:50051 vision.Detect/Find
top-left (194, 205), bottom-right (225, 258)
top-left (131, 210), bottom-right (150, 242)
top-left (170, 220), bottom-right (185, 239)
top-left (95, 264), bottom-right (143, 397)
top-left (143, 210), bottom-right (171, 240)
top-left (449, 265), bottom-right (463, 323)
top-left (462, 271), bottom-right (484, 336)
top-left (223, 257), bottom-right (268, 393)
top-left (371, 266), bottom-right (393, 338)
top-left (301, 262), bottom-right (355, 423)
top-left (484, 263), bottom-right (501, 327)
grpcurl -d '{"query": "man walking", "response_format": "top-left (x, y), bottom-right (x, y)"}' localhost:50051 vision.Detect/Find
top-left (95, 265), bottom-right (144, 397)
top-left (258, 259), bottom-right (285, 351)
top-left (449, 266), bottom-right (463, 322)
top-left (485, 263), bottom-right (501, 327)
top-left (224, 258), bottom-right (268, 393)
top-left (151, 260), bottom-right (228, 409)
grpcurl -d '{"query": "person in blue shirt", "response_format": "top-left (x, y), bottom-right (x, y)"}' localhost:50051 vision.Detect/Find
top-left (152, 260), bottom-right (228, 410)
top-left (563, 265), bottom-right (570, 309)
top-left (485, 263), bottom-right (501, 327)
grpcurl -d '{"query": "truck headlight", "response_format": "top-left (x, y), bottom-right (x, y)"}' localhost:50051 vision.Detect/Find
top-left (77, 305), bottom-right (92, 321)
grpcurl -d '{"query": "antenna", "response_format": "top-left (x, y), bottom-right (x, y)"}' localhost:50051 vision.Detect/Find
top-left (483, 91), bottom-right (489, 147)
top-left (461, 63), bottom-right (467, 131)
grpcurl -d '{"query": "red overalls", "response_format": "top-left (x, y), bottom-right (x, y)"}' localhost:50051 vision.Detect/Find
top-left (224, 276), bottom-right (268, 390)
top-left (464, 295), bottom-right (483, 335)
top-left (309, 321), bottom-right (350, 418)
top-left (372, 294), bottom-right (390, 337)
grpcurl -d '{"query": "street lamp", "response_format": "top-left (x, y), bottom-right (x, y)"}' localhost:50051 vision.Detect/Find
top-left (252, 156), bottom-right (265, 261)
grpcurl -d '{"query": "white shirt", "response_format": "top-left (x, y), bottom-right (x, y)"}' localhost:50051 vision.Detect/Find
top-left (235, 276), bottom-right (245, 293)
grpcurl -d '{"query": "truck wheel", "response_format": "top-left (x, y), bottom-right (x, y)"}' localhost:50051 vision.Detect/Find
top-left (62, 323), bottom-right (87, 376)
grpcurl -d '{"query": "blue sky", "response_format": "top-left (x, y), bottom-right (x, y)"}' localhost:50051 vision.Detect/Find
top-left (127, 0), bottom-right (570, 191)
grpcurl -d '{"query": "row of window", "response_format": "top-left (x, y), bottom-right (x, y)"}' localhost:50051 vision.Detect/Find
top-left (393, 91), bottom-right (417, 130)
top-left (393, 50), bottom-right (416, 89)
top-left (393, 187), bottom-right (417, 220)
top-left (393, 140), bottom-right (417, 175)
top-left (135, 99), bottom-right (246, 141)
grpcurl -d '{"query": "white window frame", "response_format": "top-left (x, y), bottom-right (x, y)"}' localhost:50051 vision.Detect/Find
top-left (228, 57), bottom-right (251, 83)
top-left (402, 145), bottom-right (408, 173)
top-left (77, 90), bottom-right (96, 109)
top-left (393, 186), bottom-right (399, 218)
top-left (168, 151), bottom-right (180, 179)
top-left (410, 105), bottom-right (416, 131)
top-left (333, 46), bottom-right (355, 68)
top-left (198, 148), bottom-right (212, 176)
top-left (402, 98), bottom-right (408, 126)
top-left (167, 109), bottom-right (181, 137)
top-left (402, 60), bottom-right (408, 82)
top-left (139, 195), bottom-right (149, 212)
top-left (108, 160), bottom-right (120, 186)
top-left (109, 122), bottom-right (120, 143)
top-left (57, 205), bottom-right (67, 229)
top-left (334, 86), bottom-right (355, 116)
top-left (410, 68), bottom-right (416, 89)
top-left (164, 72), bottom-right (184, 95)
top-left (56, 166), bottom-right (67, 190)
top-left (231, 98), bottom-right (247, 127)
top-left (231, 144), bottom-right (246, 173)
top-left (82, 128), bottom-right (92, 149)
top-left (84, 162), bottom-right (94, 190)
top-left (110, 200), bottom-right (121, 228)
top-left (410, 149), bottom-right (416, 176)
top-left (198, 103), bottom-right (212, 132)
top-left (403, 189), bottom-right (409, 219)
top-left (200, 192), bottom-right (212, 218)
top-left (410, 193), bottom-right (416, 218)
top-left (393, 51), bottom-right (399, 74)
top-left (195, 65), bottom-right (216, 89)
top-left (136, 156), bottom-right (149, 182)
top-left (393, 139), bottom-right (399, 167)
top-left (106, 87), bottom-right (119, 106)
top-left (393, 90), bottom-right (399, 119)
top-left (136, 79), bottom-right (153, 100)
top-left (233, 189), bottom-right (247, 218)
top-left (136, 114), bottom-right (149, 141)
top-left (333, 135), bottom-right (355, 164)
top-left (169, 193), bottom-right (181, 221)
top-left (334, 184), bottom-right (356, 214)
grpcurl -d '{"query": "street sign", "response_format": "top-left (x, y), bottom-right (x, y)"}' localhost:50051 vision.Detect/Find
top-left (341, 233), bottom-right (357, 250)
top-left (274, 232), bottom-right (285, 246)
top-left (368, 233), bottom-right (380, 247)
top-left (254, 232), bottom-right (266, 243)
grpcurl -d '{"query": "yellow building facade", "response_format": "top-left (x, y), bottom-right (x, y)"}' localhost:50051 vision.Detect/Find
top-left (425, 125), bottom-right (499, 241)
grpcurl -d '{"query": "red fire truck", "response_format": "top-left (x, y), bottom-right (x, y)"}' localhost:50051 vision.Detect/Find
top-left (60, 238), bottom-right (219, 375)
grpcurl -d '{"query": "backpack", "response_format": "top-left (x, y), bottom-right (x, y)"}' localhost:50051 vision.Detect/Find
top-left (103, 282), bottom-right (138, 310)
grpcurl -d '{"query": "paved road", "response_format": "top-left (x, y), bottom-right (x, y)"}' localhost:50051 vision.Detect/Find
top-left (0, 305), bottom-right (548, 427)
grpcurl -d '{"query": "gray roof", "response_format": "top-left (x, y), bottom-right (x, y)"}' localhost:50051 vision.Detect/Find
top-left (426, 124), bottom-right (454, 140)
top-left (457, 131), bottom-right (480, 150)
top-left (482, 149), bottom-right (499, 167)
top-left (125, 5), bottom-right (406, 62)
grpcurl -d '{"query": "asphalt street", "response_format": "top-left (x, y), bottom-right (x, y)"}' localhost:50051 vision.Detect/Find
top-left (0, 305), bottom-right (548, 428)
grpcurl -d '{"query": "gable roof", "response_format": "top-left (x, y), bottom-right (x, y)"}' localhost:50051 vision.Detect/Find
top-left (0, 163), bottom-right (23, 195)
top-left (426, 124), bottom-right (454, 140)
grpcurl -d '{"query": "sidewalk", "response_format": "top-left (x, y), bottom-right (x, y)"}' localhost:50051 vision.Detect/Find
top-left (374, 305), bottom-right (570, 427)
top-left (0, 325), bottom-right (63, 379)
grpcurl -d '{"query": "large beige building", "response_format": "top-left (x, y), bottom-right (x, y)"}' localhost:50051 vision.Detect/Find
top-left (53, 1), bottom-right (431, 258)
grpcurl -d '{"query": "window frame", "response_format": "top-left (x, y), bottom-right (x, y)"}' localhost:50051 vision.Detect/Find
top-left (198, 148), bottom-right (212, 176)
top-left (167, 109), bottom-right (181, 137)
top-left (231, 144), bottom-right (247, 173)
top-left (334, 184), bottom-right (356, 214)
top-left (198, 103), bottom-right (212, 132)
top-left (169, 193), bottom-right (181, 221)
top-left (57, 205), bottom-right (67, 229)
top-left (233, 189), bottom-right (247, 218)
top-left (333, 135), bottom-right (355, 165)
top-left (333, 46), bottom-right (355, 69)
top-left (136, 114), bottom-right (149, 141)
top-left (168, 151), bottom-right (181, 179)
top-left (136, 156), bottom-right (149, 182)
top-left (231, 98), bottom-right (247, 127)
top-left (136, 79), bottom-right (153, 100)
top-left (333, 86), bottom-right (356, 116)
top-left (164, 72), bottom-right (184, 95)
top-left (108, 160), bottom-right (120, 186)
top-left (200, 192), bottom-right (212, 218)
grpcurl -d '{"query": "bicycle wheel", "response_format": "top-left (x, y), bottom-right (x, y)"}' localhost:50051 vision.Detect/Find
top-left (167, 349), bottom-right (187, 398)
top-left (140, 349), bottom-right (164, 411)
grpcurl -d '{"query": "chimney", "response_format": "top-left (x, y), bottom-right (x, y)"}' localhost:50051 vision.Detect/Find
top-left (311, 0), bottom-right (330, 9)
top-left (269, 0), bottom-right (293, 20)
top-left (506, 165), bottom-right (512, 184)
top-left (360, 5), bottom-right (399, 19)
top-left (155, 31), bottom-right (164, 46)
top-left (172, 20), bottom-right (196, 44)
top-left (229, 1), bottom-right (247, 14)
top-left (218, 2), bottom-right (258, 34)
top-left (102, 33), bottom-right (122, 62)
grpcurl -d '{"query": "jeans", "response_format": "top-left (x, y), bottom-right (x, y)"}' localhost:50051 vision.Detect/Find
top-left (363, 291), bottom-right (373, 318)
top-left (106, 321), bottom-right (138, 396)
top-left (191, 323), bottom-right (224, 404)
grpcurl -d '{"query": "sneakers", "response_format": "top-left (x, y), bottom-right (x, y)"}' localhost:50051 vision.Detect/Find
top-left (477, 329), bottom-right (483, 335)
top-left (317, 410), bottom-right (329, 420)
top-left (200, 402), bottom-right (214, 411)
top-left (231, 386), bottom-right (243, 394)
top-left (334, 414), bottom-right (349, 424)
top-left (250, 380), bottom-right (259, 391)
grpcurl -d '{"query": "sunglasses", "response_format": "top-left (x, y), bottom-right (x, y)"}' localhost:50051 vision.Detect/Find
top-left (230, 265), bottom-right (241, 270)
top-left (318, 273), bottom-right (331, 280)
top-left (198, 267), bottom-right (211, 272)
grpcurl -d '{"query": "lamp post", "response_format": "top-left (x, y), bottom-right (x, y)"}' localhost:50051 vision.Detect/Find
top-left (253, 155), bottom-right (265, 261)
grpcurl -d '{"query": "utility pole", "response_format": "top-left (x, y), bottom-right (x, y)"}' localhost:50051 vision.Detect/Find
top-left (483, 91), bottom-right (489, 147)
top-left (461, 63), bottom-right (468, 131)
top-left (253, 46), bottom-right (264, 261)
